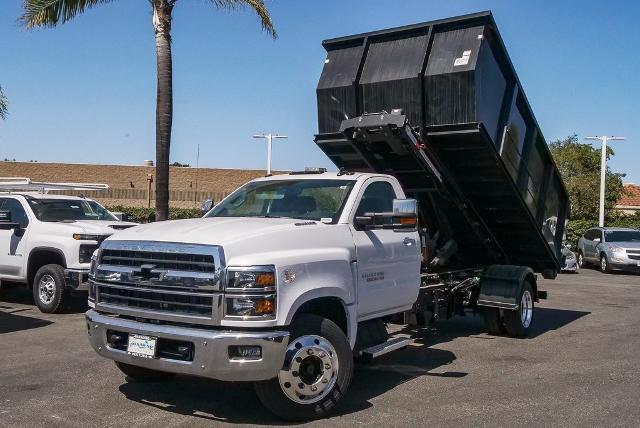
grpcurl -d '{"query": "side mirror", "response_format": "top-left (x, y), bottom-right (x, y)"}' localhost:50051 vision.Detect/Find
top-left (0, 210), bottom-right (22, 234)
top-left (355, 199), bottom-right (418, 231)
top-left (201, 199), bottom-right (213, 214)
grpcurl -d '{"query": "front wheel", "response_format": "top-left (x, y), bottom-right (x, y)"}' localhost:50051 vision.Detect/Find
top-left (503, 281), bottom-right (534, 338)
top-left (577, 251), bottom-right (585, 268)
top-left (254, 314), bottom-right (353, 421)
top-left (32, 264), bottom-right (68, 313)
top-left (600, 254), bottom-right (611, 273)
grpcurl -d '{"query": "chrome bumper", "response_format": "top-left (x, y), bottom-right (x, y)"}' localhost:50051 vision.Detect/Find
top-left (65, 268), bottom-right (90, 291)
top-left (85, 310), bottom-right (289, 382)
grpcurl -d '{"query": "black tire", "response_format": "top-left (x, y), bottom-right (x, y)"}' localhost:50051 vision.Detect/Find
top-left (577, 251), bottom-right (585, 268)
top-left (254, 314), bottom-right (353, 421)
top-left (115, 362), bottom-right (176, 382)
top-left (482, 307), bottom-right (505, 335)
top-left (503, 281), bottom-right (534, 338)
top-left (600, 254), bottom-right (611, 273)
top-left (32, 264), bottom-right (68, 314)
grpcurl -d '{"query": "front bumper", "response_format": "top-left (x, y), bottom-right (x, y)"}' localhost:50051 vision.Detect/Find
top-left (609, 261), bottom-right (640, 273)
top-left (65, 268), bottom-right (90, 291)
top-left (85, 310), bottom-right (289, 382)
top-left (562, 259), bottom-right (578, 272)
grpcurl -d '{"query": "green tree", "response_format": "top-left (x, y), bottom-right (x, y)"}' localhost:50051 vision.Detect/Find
top-left (0, 85), bottom-right (7, 120)
top-left (22, 0), bottom-right (276, 220)
top-left (550, 134), bottom-right (625, 222)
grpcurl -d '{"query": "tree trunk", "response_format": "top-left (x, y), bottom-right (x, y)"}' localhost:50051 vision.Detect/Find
top-left (152, 0), bottom-right (174, 221)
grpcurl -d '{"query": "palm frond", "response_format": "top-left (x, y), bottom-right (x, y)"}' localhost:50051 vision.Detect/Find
top-left (21, 0), bottom-right (115, 28)
top-left (209, 0), bottom-right (277, 38)
top-left (0, 85), bottom-right (8, 120)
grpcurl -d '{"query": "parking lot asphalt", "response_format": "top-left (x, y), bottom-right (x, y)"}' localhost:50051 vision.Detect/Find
top-left (1, 268), bottom-right (640, 427)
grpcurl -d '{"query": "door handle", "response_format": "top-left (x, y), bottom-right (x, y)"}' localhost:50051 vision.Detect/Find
top-left (403, 237), bottom-right (416, 246)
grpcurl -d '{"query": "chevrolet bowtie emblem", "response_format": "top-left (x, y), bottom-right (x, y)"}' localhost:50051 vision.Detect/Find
top-left (134, 264), bottom-right (158, 281)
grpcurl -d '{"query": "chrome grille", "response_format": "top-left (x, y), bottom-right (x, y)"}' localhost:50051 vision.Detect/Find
top-left (92, 241), bottom-right (224, 323)
top-left (101, 249), bottom-right (216, 273)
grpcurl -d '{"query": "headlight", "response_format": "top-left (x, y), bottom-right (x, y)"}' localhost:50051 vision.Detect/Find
top-left (226, 268), bottom-right (275, 292)
top-left (73, 233), bottom-right (109, 241)
top-left (79, 244), bottom-right (99, 264)
top-left (610, 246), bottom-right (626, 257)
top-left (225, 266), bottom-right (276, 319)
top-left (225, 295), bottom-right (276, 318)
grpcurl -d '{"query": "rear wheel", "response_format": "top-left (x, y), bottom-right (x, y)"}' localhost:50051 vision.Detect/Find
top-left (32, 264), bottom-right (68, 313)
top-left (577, 251), bottom-right (585, 268)
top-left (115, 362), bottom-right (175, 382)
top-left (503, 281), bottom-right (534, 338)
top-left (482, 307), bottom-right (505, 335)
top-left (254, 314), bottom-right (353, 421)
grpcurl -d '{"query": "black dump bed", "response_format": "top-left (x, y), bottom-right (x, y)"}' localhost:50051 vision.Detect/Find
top-left (314, 11), bottom-right (569, 274)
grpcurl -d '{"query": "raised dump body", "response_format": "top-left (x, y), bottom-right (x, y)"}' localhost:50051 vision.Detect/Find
top-left (314, 11), bottom-right (569, 274)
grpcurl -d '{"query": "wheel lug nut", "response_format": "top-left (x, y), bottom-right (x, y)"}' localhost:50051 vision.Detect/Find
top-left (325, 364), bottom-right (331, 369)
top-left (310, 385), bottom-right (317, 392)
top-left (298, 383), bottom-right (305, 389)
top-left (307, 349), bottom-right (314, 355)
top-left (292, 371), bottom-right (299, 377)
top-left (322, 378), bottom-right (328, 384)
top-left (319, 352), bottom-right (326, 358)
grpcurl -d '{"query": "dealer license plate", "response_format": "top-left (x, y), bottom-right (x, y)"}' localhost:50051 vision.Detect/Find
top-left (127, 334), bottom-right (157, 359)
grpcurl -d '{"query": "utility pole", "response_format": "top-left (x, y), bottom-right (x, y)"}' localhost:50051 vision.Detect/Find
top-left (253, 133), bottom-right (288, 175)
top-left (584, 136), bottom-right (625, 227)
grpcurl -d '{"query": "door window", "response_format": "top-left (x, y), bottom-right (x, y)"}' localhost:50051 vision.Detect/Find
top-left (355, 181), bottom-right (396, 218)
top-left (1, 198), bottom-right (29, 228)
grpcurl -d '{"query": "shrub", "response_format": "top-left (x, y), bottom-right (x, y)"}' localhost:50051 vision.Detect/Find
top-left (107, 206), bottom-right (201, 223)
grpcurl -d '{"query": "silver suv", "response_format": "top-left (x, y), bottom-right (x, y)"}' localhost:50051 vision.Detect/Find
top-left (577, 227), bottom-right (640, 274)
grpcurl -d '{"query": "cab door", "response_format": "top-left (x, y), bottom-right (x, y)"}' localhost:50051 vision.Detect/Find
top-left (349, 179), bottom-right (421, 320)
top-left (0, 198), bottom-right (31, 279)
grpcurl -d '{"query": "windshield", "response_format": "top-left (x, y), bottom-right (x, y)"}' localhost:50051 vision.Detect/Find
top-left (605, 230), bottom-right (640, 243)
top-left (206, 179), bottom-right (355, 223)
top-left (27, 198), bottom-right (118, 222)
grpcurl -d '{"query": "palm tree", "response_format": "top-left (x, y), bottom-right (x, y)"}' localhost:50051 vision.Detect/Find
top-left (22, 0), bottom-right (276, 220)
top-left (0, 85), bottom-right (7, 120)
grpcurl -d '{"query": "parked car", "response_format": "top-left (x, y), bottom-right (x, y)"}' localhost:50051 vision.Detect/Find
top-left (561, 244), bottom-right (578, 273)
top-left (577, 227), bottom-right (640, 273)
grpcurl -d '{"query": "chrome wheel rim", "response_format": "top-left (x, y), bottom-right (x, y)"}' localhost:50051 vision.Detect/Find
top-left (601, 257), bottom-right (607, 272)
top-left (577, 253), bottom-right (583, 267)
top-left (520, 290), bottom-right (533, 328)
top-left (278, 335), bottom-right (339, 404)
top-left (38, 274), bottom-right (56, 305)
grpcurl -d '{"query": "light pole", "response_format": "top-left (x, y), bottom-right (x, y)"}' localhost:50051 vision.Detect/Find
top-left (253, 133), bottom-right (288, 175)
top-left (584, 135), bottom-right (625, 227)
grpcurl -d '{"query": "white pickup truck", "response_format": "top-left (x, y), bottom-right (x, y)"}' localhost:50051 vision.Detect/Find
top-left (0, 191), bottom-right (136, 313)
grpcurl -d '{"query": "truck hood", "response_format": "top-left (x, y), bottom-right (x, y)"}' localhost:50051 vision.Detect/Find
top-left (102, 217), bottom-right (353, 266)
top-left (106, 217), bottom-right (317, 246)
top-left (42, 220), bottom-right (137, 235)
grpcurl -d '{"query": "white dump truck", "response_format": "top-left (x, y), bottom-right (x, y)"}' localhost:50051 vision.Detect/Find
top-left (85, 12), bottom-right (569, 421)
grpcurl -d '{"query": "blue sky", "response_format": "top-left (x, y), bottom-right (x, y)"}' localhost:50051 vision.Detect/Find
top-left (1, 0), bottom-right (639, 183)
